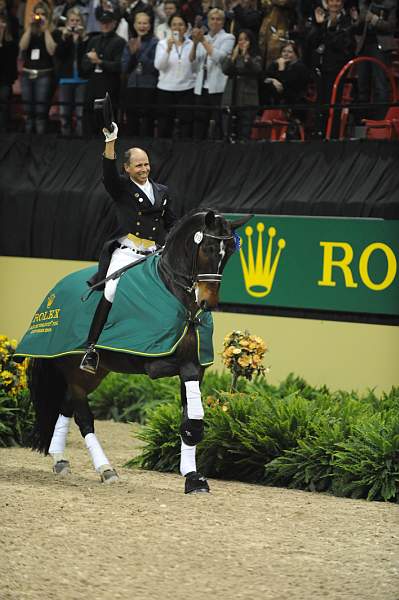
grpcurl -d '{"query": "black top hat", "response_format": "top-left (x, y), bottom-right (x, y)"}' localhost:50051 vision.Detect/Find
top-left (93, 92), bottom-right (115, 131)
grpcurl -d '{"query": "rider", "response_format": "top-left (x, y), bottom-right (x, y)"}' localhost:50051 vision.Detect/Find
top-left (80, 121), bottom-right (177, 374)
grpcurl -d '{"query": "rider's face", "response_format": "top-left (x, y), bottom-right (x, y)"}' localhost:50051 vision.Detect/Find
top-left (124, 150), bottom-right (150, 184)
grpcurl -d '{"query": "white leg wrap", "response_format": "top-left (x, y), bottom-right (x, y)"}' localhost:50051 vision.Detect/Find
top-left (48, 415), bottom-right (71, 459)
top-left (84, 433), bottom-right (110, 472)
top-left (180, 440), bottom-right (197, 476)
top-left (185, 381), bottom-right (204, 420)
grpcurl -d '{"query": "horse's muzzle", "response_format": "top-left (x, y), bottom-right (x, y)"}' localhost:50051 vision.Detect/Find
top-left (197, 282), bottom-right (219, 311)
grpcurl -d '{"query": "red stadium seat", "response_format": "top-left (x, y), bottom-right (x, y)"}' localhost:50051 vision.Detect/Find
top-left (251, 109), bottom-right (304, 141)
top-left (362, 106), bottom-right (399, 140)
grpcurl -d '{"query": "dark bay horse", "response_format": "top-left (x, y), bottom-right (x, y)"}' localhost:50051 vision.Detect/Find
top-left (27, 209), bottom-right (250, 493)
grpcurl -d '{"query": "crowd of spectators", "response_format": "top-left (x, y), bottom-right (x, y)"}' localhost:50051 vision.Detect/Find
top-left (0, 0), bottom-right (397, 139)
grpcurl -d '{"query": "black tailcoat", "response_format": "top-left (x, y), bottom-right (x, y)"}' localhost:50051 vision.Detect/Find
top-left (89, 157), bottom-right (177, 288)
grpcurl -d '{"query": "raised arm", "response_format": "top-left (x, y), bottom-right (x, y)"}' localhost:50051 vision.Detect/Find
top-left (102, 123), bottom-right (123, 199)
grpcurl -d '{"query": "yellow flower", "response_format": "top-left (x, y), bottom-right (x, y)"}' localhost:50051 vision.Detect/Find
top-left (1, 370), bottom-right (14, 380)
top-left (223, 346), bottom-right (236, 357)
top-left (238, 355), bottom-right (251, 367)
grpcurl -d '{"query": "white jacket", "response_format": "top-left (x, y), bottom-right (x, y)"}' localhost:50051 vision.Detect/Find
top-left (192, 29), bottom-right (235, 95)
top-left (155, 38), bottom-right (196, 91)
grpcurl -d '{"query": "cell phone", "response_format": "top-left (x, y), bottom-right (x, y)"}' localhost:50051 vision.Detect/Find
top-left (172, 30), bottom-right (179, 42)
top-left (194, 15), bottom-right (203, 28)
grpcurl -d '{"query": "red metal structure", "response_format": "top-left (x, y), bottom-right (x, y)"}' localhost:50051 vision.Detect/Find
top-left (325, 56), bottom-right (397, 141)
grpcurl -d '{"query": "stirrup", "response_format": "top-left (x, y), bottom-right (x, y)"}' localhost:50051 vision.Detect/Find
top-left (79, 344), bottom-right (99, 375)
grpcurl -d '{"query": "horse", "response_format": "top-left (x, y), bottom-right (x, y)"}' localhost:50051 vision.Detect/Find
top-left (24, 209), bottom-right (250, 494)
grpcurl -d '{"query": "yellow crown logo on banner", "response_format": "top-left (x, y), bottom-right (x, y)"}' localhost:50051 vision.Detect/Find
top-left (239, 223), bottom-right (286, 298)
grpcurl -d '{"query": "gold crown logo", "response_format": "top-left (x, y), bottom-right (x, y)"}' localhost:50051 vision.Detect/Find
top-left (47, 293), bottom-right (56, 308)
top-left (239, 223), bottom-right (286, 298)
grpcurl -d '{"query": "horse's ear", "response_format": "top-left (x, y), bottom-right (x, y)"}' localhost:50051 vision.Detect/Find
top-left (230, 214), bottom-right (253, 231)
top-left (204, 210), bottom-right (216, 228)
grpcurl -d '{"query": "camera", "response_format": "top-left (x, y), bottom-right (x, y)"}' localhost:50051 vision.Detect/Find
top-left (32, 14), bottom-right (44, 25)
top-left (172, 30), bottom-right (179, 42)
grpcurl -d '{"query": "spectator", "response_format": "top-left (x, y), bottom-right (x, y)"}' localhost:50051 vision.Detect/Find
top-left (52, 0), bottom-right (88, 28)
top-left (180, 0), bottom-right (202, 26)
top-left (194, 0), bottom-right (213, 31)
top-left (122, 0), bottom-right (154, 36)
top-left (81, 8), bottom-right (125, 134)
top-left (262, 40), bottom-right (310, 106)
top-left (155, 0), bottom-right (176, 39)
top-left (351, 0), bottom-right (397, 119)
top-left (86, 0), bottom-right (125, 38)
top-left (221, 29), bottom-right (262, 139)
top-left (154, 12), bottom-right (195, 138)
top-left (306, 0), bottom-right (356, 137)
top-left (53, 7), bottom-right (89, 135)
top-left (121, 11), bottom-right (158, 136)
top-left (150, 0), bottom-right (168, 30)
top-left (0, 0), bottom-right (19, 132)
top-left (190, 7), bottom-right (235, 139)
top-left (258, 0), bottom-right (297, 67)
top-left (94, 0), bottom-right (131, 40)
top-left (19, 1), bottom-right (57, 134)
top-left (228, 0), bottom-right (262, 38)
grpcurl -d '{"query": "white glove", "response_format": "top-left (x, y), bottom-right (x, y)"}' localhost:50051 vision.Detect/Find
top-left (103, 122), bottom-right (118, 142)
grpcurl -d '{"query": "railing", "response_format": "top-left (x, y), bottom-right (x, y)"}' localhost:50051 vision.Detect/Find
top-left (325, 56), bottom-right (398, 141)
top-left (3, 95), bottom-right (399, 141)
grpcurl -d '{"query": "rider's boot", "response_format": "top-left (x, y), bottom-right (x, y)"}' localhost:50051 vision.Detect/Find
top-left (80, 296), bottom-right (112, 375)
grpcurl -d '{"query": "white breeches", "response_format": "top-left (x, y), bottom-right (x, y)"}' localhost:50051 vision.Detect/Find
top-left (104, 247), bottom-right (146, 303)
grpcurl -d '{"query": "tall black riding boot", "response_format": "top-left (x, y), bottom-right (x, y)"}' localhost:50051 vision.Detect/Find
top-left (79, 296), bottom-right (112, 375)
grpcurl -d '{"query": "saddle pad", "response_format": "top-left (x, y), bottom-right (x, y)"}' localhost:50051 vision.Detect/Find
top-left (14, 255), bottom-right (214, 366)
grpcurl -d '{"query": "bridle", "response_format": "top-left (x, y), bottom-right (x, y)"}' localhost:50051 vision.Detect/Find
top-left (165, 227), bottom-right (237, 295)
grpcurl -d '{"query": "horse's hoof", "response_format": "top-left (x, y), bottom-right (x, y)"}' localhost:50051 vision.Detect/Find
top-left (100, 468), bottom-right (119, 484)
top-left (184, 471), bottom-right (210, 494)
top-left (53, 460), bottom-right (71, 476)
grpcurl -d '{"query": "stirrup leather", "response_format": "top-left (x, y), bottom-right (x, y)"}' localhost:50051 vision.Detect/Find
top-left (79, 344), bottom-right (99, 374)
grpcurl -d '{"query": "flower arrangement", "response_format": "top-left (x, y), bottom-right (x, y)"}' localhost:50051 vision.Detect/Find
top-left (0, 335), bottom-right (27, 398)
top-left (222, 330), bottom-right (268, 390)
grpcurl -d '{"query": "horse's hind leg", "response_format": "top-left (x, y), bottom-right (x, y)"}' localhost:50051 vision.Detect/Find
top-left (70, 383), bottom-right (119, 484)
top-left (48, 393), bottom-right (74, 476)
top-left (179, 364), bottom-right (209, 494)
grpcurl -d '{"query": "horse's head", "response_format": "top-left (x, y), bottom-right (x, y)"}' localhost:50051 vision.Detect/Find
top-left (161, 209), bottom-right (251, 311)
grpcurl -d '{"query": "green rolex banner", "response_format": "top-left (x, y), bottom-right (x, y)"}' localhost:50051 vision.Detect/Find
top-left (223, 216), bottom-right (399, 316)
top-left (14, 255), bottom-right (214, 366)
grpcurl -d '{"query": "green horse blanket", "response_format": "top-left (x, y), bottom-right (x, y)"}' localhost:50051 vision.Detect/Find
top-left (14, 255), bottom-right (214, 366)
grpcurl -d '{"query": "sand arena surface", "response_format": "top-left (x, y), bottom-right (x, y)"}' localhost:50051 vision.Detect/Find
top-left (1, 420), bottom-right (398, 600)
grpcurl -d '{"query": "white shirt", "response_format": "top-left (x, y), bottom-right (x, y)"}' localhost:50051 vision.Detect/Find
top-left (192, 29), bottom-right (235, 95)
top-left (154, 37), bottom-right (196, 91)
top-left (133, 178), bottom-right (155, 205)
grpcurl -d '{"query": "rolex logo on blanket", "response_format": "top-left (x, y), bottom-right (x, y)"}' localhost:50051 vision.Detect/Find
top-left (14, 255), bottom-right (214, 366)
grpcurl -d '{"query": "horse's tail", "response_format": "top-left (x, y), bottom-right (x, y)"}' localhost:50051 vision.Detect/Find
top-left (27, 358), bottom-right (68, 455)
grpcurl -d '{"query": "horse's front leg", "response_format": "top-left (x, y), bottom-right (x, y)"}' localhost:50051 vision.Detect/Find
top-left (48, 393), bottom-right (74, 476)
top-left (70, 383), bottom-right (119, 484)
top-left (179, 363), bottom-right (209, 494)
